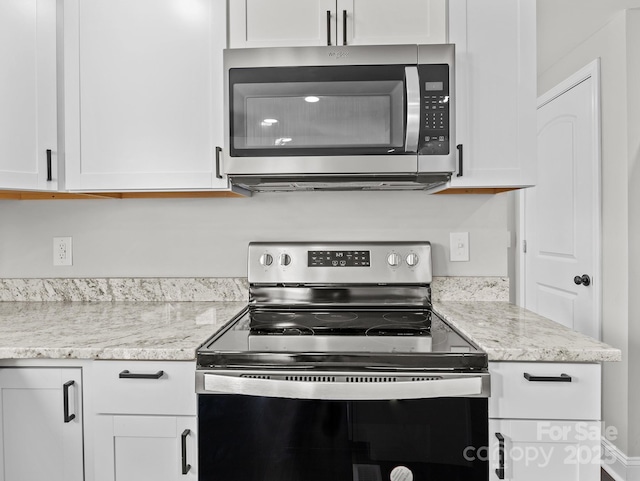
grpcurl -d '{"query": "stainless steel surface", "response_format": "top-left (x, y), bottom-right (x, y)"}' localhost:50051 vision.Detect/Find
top-left (228, 174), bottom-right (451, 193)
top-left (248, 241), bottom-right (432, 286)
top-left (223, 44), bottom-right (456, 192)
top-left (196, 370), bottom-right (490, 400)
top-left (223, 44), bottom-right (419, 69)
top-left (404, 66), bottom-right (420, 153)
top-left (418, 44), bottom-right (456, 173)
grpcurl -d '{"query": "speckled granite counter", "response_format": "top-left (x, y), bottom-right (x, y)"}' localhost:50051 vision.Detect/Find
top-left (0, 301), bottom-right (246, 361)
top-left (0, 300), bottom-right (620, 363)
top-left (434, 301), bottom-right (621, 362)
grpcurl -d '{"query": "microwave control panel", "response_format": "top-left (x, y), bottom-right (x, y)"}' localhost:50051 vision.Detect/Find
top-left (418, 64), bottom-right (450, 156)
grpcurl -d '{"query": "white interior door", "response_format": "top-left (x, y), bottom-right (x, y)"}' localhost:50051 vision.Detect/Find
top-left (524, 61), bottom-right (601, 339)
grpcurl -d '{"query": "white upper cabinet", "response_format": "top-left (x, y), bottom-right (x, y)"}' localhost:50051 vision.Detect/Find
top-left (448, 0), bottom-right (537, 188)
top-left (229, 0), bottom-right (447, 48)
top-left (0, 0), bottom-right (59, 191)
top-left (63, 0), bottom-right (229, 191)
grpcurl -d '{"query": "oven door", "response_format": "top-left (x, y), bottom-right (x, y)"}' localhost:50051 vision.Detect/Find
top-left (197, 371), bottom-right (489, 481)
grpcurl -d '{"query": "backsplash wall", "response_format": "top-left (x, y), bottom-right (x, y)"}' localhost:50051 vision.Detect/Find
top-left (0, 191), bottom-right (508, 278)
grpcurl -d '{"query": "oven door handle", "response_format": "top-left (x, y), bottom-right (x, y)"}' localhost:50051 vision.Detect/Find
top-left (202, 374), bottom-right (485, 400)
top-left (404, 66), bottom-right (420, 154)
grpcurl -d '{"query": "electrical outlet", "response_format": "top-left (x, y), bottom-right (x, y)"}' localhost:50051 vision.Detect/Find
top-left (450, 232), bottom-right (470, 262)
top-left (53, 237), bottom-right (72, 266)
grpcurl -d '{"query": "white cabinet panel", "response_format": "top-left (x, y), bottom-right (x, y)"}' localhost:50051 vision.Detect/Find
top-left (0, 0), bottom-right (59, 190)
top-left (229, 0), bottom-right (335, 48)
top-left (94, 415), bottom-right (197, 481)
top-left (489, 362), bottom-right (601, 420)
top-left (340, 0), bottom-right (446, 46)
top-left (489, 419), bottom-right (601, 481)
top-left (93, 360), bottom-right (196, 416)
top-left (448, 0), bottom-right (536, 188)
top-left (63, 0), bottom-right (228, 191)
top-left (0, 368), bottom-right (83, 481)
top-left (229, 0), bottom-right (446, 48)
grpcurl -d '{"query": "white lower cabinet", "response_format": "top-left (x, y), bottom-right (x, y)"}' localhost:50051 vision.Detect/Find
top-left (489, 419), bottom-right (601, 481)
top-left (94, 415), bottom-right (197, 481)
top-left (489, 362), bottom-right (602, 481)
top-left (0, 367), bottom-right (84, 481)
top-left (91, 360), bottom-right (198, 481)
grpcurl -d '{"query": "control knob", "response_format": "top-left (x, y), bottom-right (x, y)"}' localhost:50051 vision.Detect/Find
top-left (279, 253), bottom-right (292, 266)
top-left (259, 253), bottom-right (273, 267)
top-left (406, 253), bottom-right (419, 267)
top-left (387, 252), bottom-right (401, 267)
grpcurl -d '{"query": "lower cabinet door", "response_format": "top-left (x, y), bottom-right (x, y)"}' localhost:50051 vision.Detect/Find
top-left (94, 415), bottom-right (197, 481)
top-left (0, 367), bottom-right (84, 481)
top-left (489, 419), bottom-right (601, 481)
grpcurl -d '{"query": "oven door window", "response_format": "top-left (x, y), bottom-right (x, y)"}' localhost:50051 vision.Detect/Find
top-left (229, 66), bottom-right (408, 157)
top-left (198, 395), bottom-right (488, 480)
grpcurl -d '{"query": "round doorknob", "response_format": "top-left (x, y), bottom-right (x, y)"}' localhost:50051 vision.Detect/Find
top-left (574, 274), bottom-right (591, 286)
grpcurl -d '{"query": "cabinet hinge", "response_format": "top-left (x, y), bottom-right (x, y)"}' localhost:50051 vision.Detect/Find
top-left (522, 240), bottom-right (527, 253)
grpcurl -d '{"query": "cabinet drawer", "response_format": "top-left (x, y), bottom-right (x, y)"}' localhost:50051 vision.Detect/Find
top-left (489, 362), bottom-right (601, 420)
top-left (93, 361), bottom-right (196, 415)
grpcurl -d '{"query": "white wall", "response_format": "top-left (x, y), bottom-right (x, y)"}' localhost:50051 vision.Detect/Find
top-left (0, 191), bottom-right (509, 278)
top-left (538, 8), bottom-right (639, 458)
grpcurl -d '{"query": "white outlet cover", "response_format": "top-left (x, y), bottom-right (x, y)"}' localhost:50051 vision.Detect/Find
top-left (53, 237), bottom-right (73, 266)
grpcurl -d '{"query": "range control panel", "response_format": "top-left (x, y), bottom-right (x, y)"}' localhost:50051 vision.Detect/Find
top-left (248, 242), bottom-right (432, 285)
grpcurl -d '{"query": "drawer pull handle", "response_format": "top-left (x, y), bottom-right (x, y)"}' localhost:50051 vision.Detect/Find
top-left (118, 370), bottom-right (164, 379)
top-left (523, 372), bottom-right (572, 382)
top-left (181, 429), bottom-right (191, 475)
top-left (495, 432), bottom-right (505, 479)
top-left (63, 380), bottom-right (76, 423)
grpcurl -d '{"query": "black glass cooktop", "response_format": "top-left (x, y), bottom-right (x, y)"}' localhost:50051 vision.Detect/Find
top-left (197, 306), bottom-right (487, 372)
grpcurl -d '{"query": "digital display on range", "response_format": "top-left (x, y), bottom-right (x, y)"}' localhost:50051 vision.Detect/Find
top-left (308, 251), bottom-right (371, 267)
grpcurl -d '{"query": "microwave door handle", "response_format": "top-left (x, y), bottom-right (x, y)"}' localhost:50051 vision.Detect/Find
top-left (202, 373), bottom-right (484, 400)
top-left (404, 66), bottom-right (420, 153)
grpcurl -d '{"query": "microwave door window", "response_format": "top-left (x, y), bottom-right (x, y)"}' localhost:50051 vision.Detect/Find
top-left (231, 80), bottom-right (405, 156)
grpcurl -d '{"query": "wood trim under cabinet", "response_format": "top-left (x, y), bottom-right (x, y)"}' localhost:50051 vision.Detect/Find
top-left (0, 190), bottom-right (246, 200)
top-left (435, 187), bottom-right (518, 195)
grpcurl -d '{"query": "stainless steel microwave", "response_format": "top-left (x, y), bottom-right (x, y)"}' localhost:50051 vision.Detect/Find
top-left (223, 44), bottom-right (456, 193)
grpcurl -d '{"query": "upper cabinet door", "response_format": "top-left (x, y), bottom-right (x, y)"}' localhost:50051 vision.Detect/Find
top-left (229, 0), bottom-right (446, 48)
top-left (448, 0), bottom-right (537, 188)
top-left (338, 0), bottom-right (446, 46)
top-left (229, 0), bottom-right (336, 48)
top-left (63, 0), bottom-right (228, 191)
top-left (0, 0), bottom-right (58, 191)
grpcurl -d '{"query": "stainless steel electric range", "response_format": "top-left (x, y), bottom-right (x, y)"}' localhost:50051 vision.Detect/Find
top-left (196, 242), bottom-right (490, 481)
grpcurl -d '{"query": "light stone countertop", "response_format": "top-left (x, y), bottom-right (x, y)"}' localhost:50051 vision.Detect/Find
top-left (0, 299), bottom-right (621, 363)
top-left (0, 301), bottom-right (246, 361)
top-left (434, 301), bottom-right (621, 362)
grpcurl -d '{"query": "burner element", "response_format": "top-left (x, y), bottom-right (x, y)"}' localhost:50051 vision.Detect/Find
top-left (382, 312), bottom-right (429, 324)
top-left (365, 325), bottom-right (430, 336)
top-left (314, 312), bottom-right (358, 323)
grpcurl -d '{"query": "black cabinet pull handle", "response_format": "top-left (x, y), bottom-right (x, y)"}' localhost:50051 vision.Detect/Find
top-left (63, 380), bottom-right (76, 423)
top-left (495, 432), bottom-right (505, 479)
top-left (326, 10), bottom-right (332, 45)
top-left (46, 149), bottom-right (53, 181)
top-left (215, 146), bottom-right (223, 179)
top-left (118, 370), bottom-right (164, 379)
top-left (181, 429), bottom-right (191, 475)
top-left (342, 10), bottom-right (347, 45)
top-left (524, 372), bottom-right (572, 382)
top-left (456, 144), bottom-right (463, 177)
